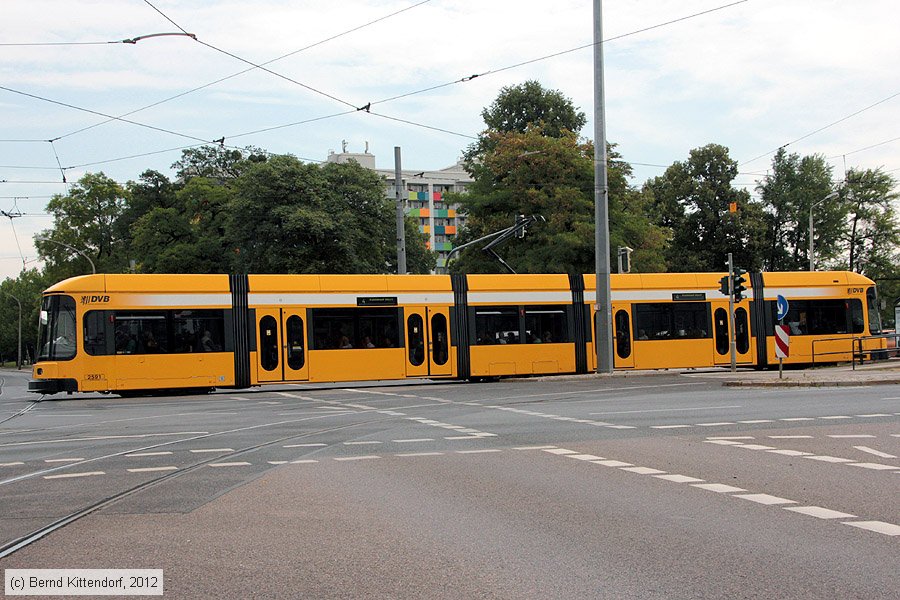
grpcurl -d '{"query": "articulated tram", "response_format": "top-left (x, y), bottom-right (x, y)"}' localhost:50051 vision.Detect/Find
top-left (29, 271), bottom-right (885, 396)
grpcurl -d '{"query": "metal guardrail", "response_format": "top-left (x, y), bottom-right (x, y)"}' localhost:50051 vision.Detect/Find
top-left (811, 332), bottom-right (899, 369)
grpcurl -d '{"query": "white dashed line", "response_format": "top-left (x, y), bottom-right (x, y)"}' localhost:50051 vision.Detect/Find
top-left (738, 444), bottom-right (776, 451)
top-left (283, 443), bottom-right (327, 448)
top-left (738, 420), bottom-right (773, 424)
top-left (333, 456), bottom-right (380, 461)
top-left (853, 446), bottom-right (896, 459)
top-left (696, 422), bottom-right (735, 427)
top-left (620, 466), bottom-right (667, 475)
top-left (651, 425), bottom-right (692, 429)
top-left (208, 462), bottom-right (251, 467)
top-left (0, 462), bottom-right (24, 467)
top-left (705, 440), bottom-right (744, 445)
top-left (445, 435), bottom-right (482, 440)
top-left (654, 474), bottom-right (705, 483)
top-left (708, 436), bottom-right (755, 440)
top-left (768, 435), bottom-right (813, 439)
top-left (819, 416), bottom-right (852, 420)
top-left (805, 455), bottom-right (854, 463)
top-left (44, 458), bottom-right (84, 463)
top-left (268, 461), bottom-right (288, 465)
top-left (43, 471), bottom-right (105, 479)
top-left (827, 434), bottom-right (876, 439)
top-left (785, 506), bottom-right (855, 519)
top-left (127, 466), bottom-right (178, 473)
top-left (396, 452), bottom-right (444, 457)
top-left (856, 413), bottom-right (891, 417)
top-left (290, 459), bottom-right (319, 464)
top-left (848, 462), bottom-right (898, 471)
top-left (456, 449), bottom-right (502, 454)
top-left (842, 521), bottom-right (900, 536)
top-left (767, 449), bottom-right (813, 456)
top-left (691, 483), bottom-right (746, 493)
top-left (734, 493), bottom-right (796, 506)
top-left (393, 438), bottom-right (435, 443)
top-left (779, 417), bottom-right (815, 421)
top-left (514, 445), bottom-right (558, 450)
top-left (567, 454), bottom-right (606, 461)
top-left (126, 451), bottom-right (173, 457)
top-left (343, 441), bottom-right (382, 445)
top-left (593, 460), bottom-right (633, 467)
top-left (190, 448), bottom-right (233, 454)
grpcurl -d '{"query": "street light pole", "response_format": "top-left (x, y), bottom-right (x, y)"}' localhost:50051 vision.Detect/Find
top-left (35, 237), bottom-right (96, 274)
top-left (593, 0), bottom-right (613, 373)
top-left (809, 190), bottom-right (839, 271)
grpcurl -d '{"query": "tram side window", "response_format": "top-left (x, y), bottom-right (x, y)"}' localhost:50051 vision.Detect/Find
top-left (408, 314), bottom-right (425, 366)
top-left (84, 311), bottom-right (113, 356)
top-left (172, 310), bottom-right (226, 352)
top-left (115, 312), bottom-right (168, 354)
top-left (474, 307), bottom-right (520, 345)
top-left (633, 303), bottom-right (710, 340)
top-left (735, 308), bottom-right (750, 354)
top-left (311, 308), bottom-right (401, 350)
top-left (524, 306), bottom-right (568, 344)
top-left (614, 310), bottom-right (631, 359)
top-left (773, 299), bottom-right (863, 336)
top-left (866, 288), bottom-right (882, 334)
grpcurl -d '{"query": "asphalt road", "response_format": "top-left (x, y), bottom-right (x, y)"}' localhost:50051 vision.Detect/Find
top-left (0, 368), bottom-right (897, 599)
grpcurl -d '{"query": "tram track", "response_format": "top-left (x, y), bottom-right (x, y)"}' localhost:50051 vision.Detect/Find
top-left (0, 414), bottom-right (400, 559)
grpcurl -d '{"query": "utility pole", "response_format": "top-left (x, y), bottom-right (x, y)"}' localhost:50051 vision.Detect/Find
top-left (394, 146), bottom-right (407, 274)
top-left (593, 0), bottom-right (613, 373)
top-left (727, 252), bottom-right (736, 372)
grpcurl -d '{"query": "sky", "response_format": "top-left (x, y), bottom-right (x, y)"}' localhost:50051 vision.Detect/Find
top-left (1, 0), bottom-right (898, 281)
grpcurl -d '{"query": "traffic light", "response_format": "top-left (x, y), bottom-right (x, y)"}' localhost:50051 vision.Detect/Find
top-left (733, 268), bottom-right (748, 301)
top-left (718, 275), bottom-right (730, 296)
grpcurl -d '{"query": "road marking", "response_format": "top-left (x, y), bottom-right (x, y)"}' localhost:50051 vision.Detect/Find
top-left (819, 415), bottom-right (852, 420)
top-left (779, 417), bottom-right (815, 421)
top-left (735, 493), bottom-right (796, 505)
top-left (785, 506), bottom-right (855, 519)
top-left (769, 435), bottom-right (813, 439)
top-left (43, 471), bottom-right (105, 479)
top-left (592, 460), bottom-right (633, 467)
top-left (696, 422), bottom-right (735, 427)
top-left (654, 474), bottom-right (705, 483)
top-left (334, 456), bottom-right (380, 461)
top-left (842, 521), bottom-right (900, 536)
top-left (445, 435), bottom-right (481, 440)
top-left (738, 420), bottom-right (774, 424)
top-left (708, 436), bottom-right (755, 440)
top-left (853, 446), bottom-right (896, 459)
top-left (0, 462), bottom-right (25, 467)
top-left (190, 448), bottom-right (233, 453)
top-left (290, 459), bottom-right (319, 464)
top-left (856, 413), bottom-right (891, 417)
top-left (208, 462), bottom-right (251, 467)
top-left (456, 449), bottom-right (502, 454)
top-left (44, 458), bottom-right (84, 463)
top-left (283, 443), bottom-right (327, 448)
top-left (827, 434), bottom-right (875, 439)
top-left (848, 462), bottom-right (898, 470)
top-left (127, 466), bottom-right (178, 473)
top-left (767, 449), bottom-right (813, 456)
top-left (393, 438), bottom-right (435, 443)
top-left (620, 466), bottom-right (667, 475)
top-left (268, 461), bottom-right (288, 465)
top-left (651, 425), bottom-right (693, 429)
top-left (396, 452), bottom-right (443, 457)
top-left (343, 441), bottom-right (382, 445)
top-left (805, 455), bottom-right (854, 463)
top-left (0, 432), bottom-right (209, 448)
top-left (589, 405), bottom-right (741, 415)
top-left (126, 451), bottom-right (173, 457)
top-left (691, 483), bottom-right (746, 493)
top-left (567, 454), bottom-right (606, 461)
top-left (705, 440), bottom-right (744, 445)
top-left (606, 425), bottom-right (637, 429)
top-left (738, 444), bottom-right (776, 450)
top-left (514, 445), bottom-right (558, 450)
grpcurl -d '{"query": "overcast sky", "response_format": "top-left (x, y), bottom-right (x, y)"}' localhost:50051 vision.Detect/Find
top-left (1, 0), bottom-right (898, 280)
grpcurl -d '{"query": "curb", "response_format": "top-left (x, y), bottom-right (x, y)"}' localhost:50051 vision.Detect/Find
top-left (722, 378), bottom-right (900, 388)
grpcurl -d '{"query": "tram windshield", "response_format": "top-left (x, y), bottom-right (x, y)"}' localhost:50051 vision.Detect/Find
top-left (867, 287), bottom-right (882, 335)
top-left (38, 295), bottom-right (77, 361)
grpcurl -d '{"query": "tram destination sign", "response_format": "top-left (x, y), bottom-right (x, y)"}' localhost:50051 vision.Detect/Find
top-left (357, 296), bottom-right (398, 306)
top-left (672, 293), bottom-right (706, 302)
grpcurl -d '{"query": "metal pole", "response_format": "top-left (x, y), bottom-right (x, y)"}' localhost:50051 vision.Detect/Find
top-left (593, 0), bottom-right (613, 373)
top-left (808, 206), bottom-right (814, 271)
top-left (3, 292), bottom-right (22, 370)
top-left (728, 253), bottom-right (736, 372)
top-left (394, 147), bottom-right (407, 274)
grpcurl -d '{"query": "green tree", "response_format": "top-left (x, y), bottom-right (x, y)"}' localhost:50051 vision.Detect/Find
top-left (644, 144), bottom-right (767, 272)
top-left (480, 80), bottom-right (587, 139)
top-left (36, 172), bottom-right (129, 281)
top-left (172, 145), bottom-right (266, 181)
top-left (226, 156), bottom-right (433, 274)
top-left (756, 149), bottom-right (838, 271)
top-left (0, 269), bottom-right (50, 366)
top-left (839, 167), bottom-right (899, 275)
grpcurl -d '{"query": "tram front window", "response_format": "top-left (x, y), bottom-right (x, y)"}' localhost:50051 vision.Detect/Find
top-left (38, 295), bottom-right (77, 361)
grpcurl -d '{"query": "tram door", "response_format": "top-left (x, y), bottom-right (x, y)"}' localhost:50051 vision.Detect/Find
top-left (281, 309), bottom-right (309, 382)
top-left (257, 308), bottom-right (283, 382)
top-left (405, 306), bottom-right (453, 377)
top-left (613, 306), bottom-right (635, 369)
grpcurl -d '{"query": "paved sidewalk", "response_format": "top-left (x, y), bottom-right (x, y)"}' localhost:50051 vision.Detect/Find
top-left (709, 359), bottom-right (900, 387)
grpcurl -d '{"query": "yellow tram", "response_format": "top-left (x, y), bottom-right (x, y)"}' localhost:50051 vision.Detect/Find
top-left (29, 271), bottom-right (885, 395)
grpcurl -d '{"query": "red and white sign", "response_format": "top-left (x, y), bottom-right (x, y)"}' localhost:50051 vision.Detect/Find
top-left (775, 325), bottom-right (790, 359)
